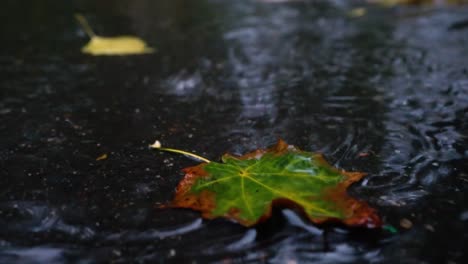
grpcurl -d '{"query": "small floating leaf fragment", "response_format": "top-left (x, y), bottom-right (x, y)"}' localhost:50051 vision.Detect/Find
top-left (75, 14), bottom-right (154, 56)
top-left (151, 139), bottom-right (381, 228)
top-left (96, 153), bottom-right (108, 161)
top-left (400, 218), bottom-right (413, 229)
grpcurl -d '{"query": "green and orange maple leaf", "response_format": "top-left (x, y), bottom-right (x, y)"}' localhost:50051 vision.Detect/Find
top-left (151, 139), bottom-right (381, 228)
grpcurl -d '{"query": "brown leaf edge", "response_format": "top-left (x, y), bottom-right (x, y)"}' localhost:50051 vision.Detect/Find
top-left (165, 139), bottom-right (382, 228)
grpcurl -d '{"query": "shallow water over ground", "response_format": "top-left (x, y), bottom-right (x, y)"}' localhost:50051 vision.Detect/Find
top-left (1, 0), bottom-right (468, 263)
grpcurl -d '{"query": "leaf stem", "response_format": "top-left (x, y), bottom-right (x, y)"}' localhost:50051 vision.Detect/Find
top-left (74, 14), bottom-right (96, 38)
top-left (149, 140), bottom-right (211, 163)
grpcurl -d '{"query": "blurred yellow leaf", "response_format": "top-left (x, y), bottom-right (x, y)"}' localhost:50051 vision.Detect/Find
top-left (75, 14), bottom-right (154, 56)
top-left (82, 36), bottom-right (154, 56)
top-left (349, 7), bottom-right (367, 18)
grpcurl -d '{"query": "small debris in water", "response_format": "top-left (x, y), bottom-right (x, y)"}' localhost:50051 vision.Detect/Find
top-left (400, 218), bottom-right (413, 229)
top-left (169, 249), bottom-right (176, 257)
top-left (150, 140), bottom-right (162, 148)
top-left (96, 154), bottom-right (108, 161)
top-left (424, 224), bottom-right (435, 232)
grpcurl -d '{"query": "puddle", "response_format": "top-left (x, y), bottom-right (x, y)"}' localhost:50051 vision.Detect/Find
top-left (1, 0), bottom-right (467, 263)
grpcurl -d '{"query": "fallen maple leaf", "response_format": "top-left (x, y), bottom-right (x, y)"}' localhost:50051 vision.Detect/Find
top-left (75, 14), bottom-right (154, 56)
top-left (151, 140), bottom-right (381, 228)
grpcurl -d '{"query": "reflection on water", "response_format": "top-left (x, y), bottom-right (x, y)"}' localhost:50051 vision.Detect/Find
top-left (1, 247), bottom-right (67, 264)
top-left (1, 0), bottom-right (468, 263)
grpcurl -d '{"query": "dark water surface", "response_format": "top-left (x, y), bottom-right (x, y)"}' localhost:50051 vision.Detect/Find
top-left (1, 0), bottom-right (468, 263)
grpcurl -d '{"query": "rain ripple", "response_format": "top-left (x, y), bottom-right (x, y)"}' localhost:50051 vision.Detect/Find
top-left (0, 201), bottom-right (95, 241)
